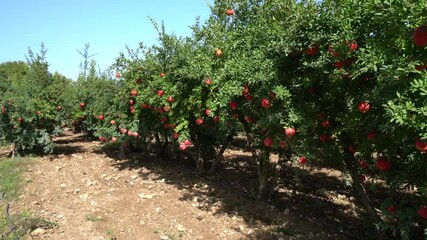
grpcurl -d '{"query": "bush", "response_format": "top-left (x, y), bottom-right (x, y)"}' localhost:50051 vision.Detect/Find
top-left (0, 44), bottom-right (70, 155)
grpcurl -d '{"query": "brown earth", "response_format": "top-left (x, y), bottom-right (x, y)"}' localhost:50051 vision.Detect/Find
top-left (10, 130), bottom-right (353, 240)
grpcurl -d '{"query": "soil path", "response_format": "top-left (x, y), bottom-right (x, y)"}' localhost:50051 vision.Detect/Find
top-left (14, 130), bottom-right (347, 240)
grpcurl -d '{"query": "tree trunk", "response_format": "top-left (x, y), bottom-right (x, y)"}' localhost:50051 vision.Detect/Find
top-left (11, 143), bottom-right (16, 159)
top-left (160, 135), bottom-right (169, 158)
top-left (195, 146), bottom-right (205, 174)
top-left (207, 129), bottom-right (235, 175)
top-left (340, 132), bottom-right (388, 240)
top-left (239, 118), bottom-right (276, 200)
top-left (257, 149), bottom-right (274, 200)
top-left (154, 132), bottom-right (161, 147)
top-left (189, 130), bottom-right (206, 175)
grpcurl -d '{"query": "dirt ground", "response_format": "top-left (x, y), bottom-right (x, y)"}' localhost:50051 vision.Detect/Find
top-left (11, 130), bottom-right (353, 240)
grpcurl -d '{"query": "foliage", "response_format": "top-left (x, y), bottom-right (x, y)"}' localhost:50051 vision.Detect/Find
top-left (0, 44), bottom-right (71, 155)
top-left (68, 44), bottom-right (119, 136)
top-left (1, 0), bottom-right (426, 238)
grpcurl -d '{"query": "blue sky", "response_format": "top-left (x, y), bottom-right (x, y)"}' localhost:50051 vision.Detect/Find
top-left (0, 0), bottom-right (213, 80)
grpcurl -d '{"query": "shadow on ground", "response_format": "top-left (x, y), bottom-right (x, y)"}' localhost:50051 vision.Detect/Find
top-left (50, 132), bottom-right (423, 240)
top-left (89, 144), bottom-right (365, 240)
top-left (52, 131), bottom-right (97, 156)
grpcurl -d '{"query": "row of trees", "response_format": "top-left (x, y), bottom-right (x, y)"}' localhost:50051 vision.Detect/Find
top-left (0, 43), bottom-right (117, 154)
top-left (1, 0), bottom-right (426, 239)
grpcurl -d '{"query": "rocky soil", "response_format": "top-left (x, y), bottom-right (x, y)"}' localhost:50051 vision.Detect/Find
top-left (11, 130), bottom-right (349, 240)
